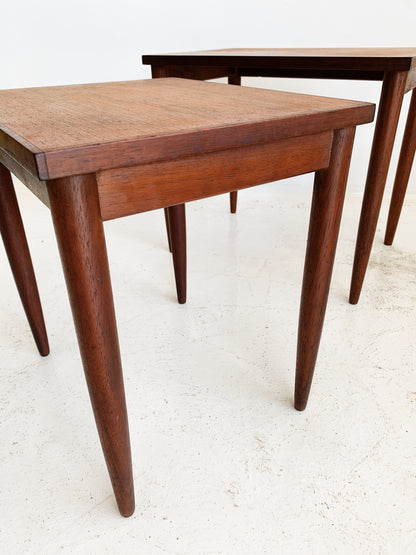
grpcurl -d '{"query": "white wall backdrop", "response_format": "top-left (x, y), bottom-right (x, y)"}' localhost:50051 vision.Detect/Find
top-left (1, 0), bottom-right (416, 193)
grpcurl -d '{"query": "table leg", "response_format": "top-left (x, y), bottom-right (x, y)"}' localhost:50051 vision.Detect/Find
top-left (228, 73), bottom-right (241, 214)
top-left (167, 204), bottom-right (187, 304)
top-left (164, 207), bottom-right (172, 252)
top-left (153, 65), bottom-right (187, 303)
top-left (46, 174), bottom-right (134, 517)
top-left (295, 127), bottom-right (356, 411)
top-left (384, 88), bottom-right (416, 245)
top-left (0, 163), bottom-right (49, 356)
top-left (163, 206), bottom-right (187, 302)
top-left (349, 71), bottom-right (407, 304)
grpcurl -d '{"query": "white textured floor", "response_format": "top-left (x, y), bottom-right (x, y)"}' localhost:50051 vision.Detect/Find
top-left (1, 176), bottom-right (415, 554)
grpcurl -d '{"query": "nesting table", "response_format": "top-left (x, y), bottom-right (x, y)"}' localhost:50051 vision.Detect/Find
top-left (143, 47), bottom-right (416, 303)
top-left (0, 78), bottom-right (373, 515)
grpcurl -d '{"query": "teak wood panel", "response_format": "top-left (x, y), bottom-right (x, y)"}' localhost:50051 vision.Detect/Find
top-left (143, 48), bottom-right (416, 72)
top-left (97, 132), bottom-right (333, 221)
top-left (0, 79), bottom-right (374, 180)
top-left (155, 65), bottom-right (386, 83)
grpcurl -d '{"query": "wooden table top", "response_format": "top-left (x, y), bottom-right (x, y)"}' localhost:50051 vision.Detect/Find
top-left (0, 78), bottom-right (373, 180)
top-left (143, 48), bottom-right (416, 72)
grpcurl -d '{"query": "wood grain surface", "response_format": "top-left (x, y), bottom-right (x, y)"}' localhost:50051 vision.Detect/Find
top-left (47, 173), bottom-right (134, 517)
top-left (97, 132), bottom-right (333, 219)
top-left (0, 78), bottom-right (374, 180)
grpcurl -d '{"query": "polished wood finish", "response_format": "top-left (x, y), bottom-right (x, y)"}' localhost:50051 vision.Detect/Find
top-left (349, 71), bottom-right (407, 303)
top-left (144, 48), bottom-right (416, 301)
top-left (0, 79), bottom-right (375, 180)
top-left (229, 191), bottom-right (238, 214)
top-left (295, 127), bottom-right (355, 410)
top-left (167, 204), bottom-right (187, 304)
top-left (0, 78), bottom-right (374, 515)
top-left (144, 48), bottom-right (416, 73)
top-left (164, 207), bottom-right (173, 252)
top-left (97, 132), bottom-right (333, 219)
top-left (0, 163), bottom-right (49, 356)
top-left (384, 88), bottom-right (416, 245)
top-left (151, 67), bottom-right (187, 304)
top-left (46, 174), bottom-right (134, 517)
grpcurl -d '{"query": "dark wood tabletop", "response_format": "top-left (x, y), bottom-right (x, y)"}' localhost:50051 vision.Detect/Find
top-left (143, 47), bottom-right (416, 77)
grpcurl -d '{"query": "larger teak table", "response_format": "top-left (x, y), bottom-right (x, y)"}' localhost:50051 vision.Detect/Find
top-left (0, 78), bottom-right (373, 516)
top-left (143, 47), bottom-right (416, 303)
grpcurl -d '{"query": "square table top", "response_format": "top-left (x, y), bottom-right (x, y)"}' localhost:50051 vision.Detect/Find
top-left (142, 47), bottom-right (416, 72)
top-left (0, 78), bottom-right (373, 180)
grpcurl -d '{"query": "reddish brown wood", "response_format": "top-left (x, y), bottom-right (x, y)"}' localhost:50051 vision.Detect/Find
top-left (163, 205), bottom-right (186, 302)
top-left (97, 132), bottom-right (333, 219)
top-left (228, 73), bottom-right (241, 214)
top-left (0, 163), bottom-right (49, 356)
top-left (167, 204), bottom-right (187, 304)
top-left (152, 68), bottom-right (187, 303)
top-left (151, 66), bottom-right (168, 78)
top-left (384, 88), bottom-right (416, 245)
top-left (0, 79), bottom-right (374, 181)
top-left (295, 127), bottom-right (356, 411)
top-left (0, 78), bottom-right (374, 514)
top-left (349, 71), bottom-right (407, 304)
top-left (229, 191), bottom-right (238, 214)
top-left (46, 174), bottom-right (134, 517)
top-left (164, 207), bottom-right (172, 252)
top-left (144, 50), bottom-right (416, 302)
top-left (0, 148), bottom-right (49, 208)
top-left (143, 48), bottom-right (416, 74)
top-left (152, 64), bottom-right (228, 80)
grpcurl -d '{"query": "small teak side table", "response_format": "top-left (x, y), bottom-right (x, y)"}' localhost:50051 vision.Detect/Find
top-left (0, 78), bottom-right (374, 516)
top-left (143, 47), bottom-right (416, 302)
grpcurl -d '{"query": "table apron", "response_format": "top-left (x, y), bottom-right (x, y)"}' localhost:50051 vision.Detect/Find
top-left (153, 64), bottom-right (385, 82)
top-left (97, 131), bottom-right (333, 221)
top-left (238, 68), bottom-right (384, 81)
top-left (152, 64), bottom-right (230, 80)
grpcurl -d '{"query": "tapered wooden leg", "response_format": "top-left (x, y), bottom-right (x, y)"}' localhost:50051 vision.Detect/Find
top-left (295, 127), bottom-right (356, 411)
top-left (153, 65), bottom-right (187, 301)
top-left (228, 73), bottom-right (241, 214)
top-left (153, 66), bottom-right (187, 303)
top-left (0, 164), bottom-right (49, 356)
top-left (164, 207), bottom-right (172, 252)
top-left (229, 191), bottom-right (238, 214)
top-left (349, 71), bottom-right (407, 304)
top-left (46, 174), bottom-right (134, 517)
top-left (384, 88), bottom-right (416, 245)
top-left (167, 204), bottom-right (187, 304)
